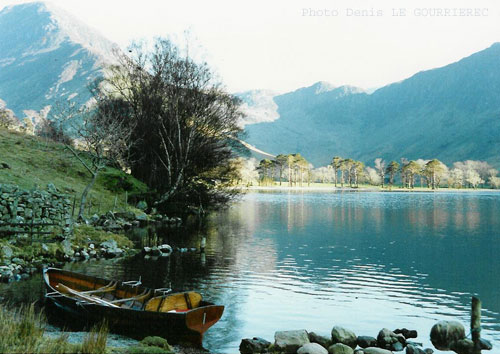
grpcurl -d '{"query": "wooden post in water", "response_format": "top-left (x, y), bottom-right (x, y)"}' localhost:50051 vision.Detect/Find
top-left (471, 296), bottom-right (482, 354)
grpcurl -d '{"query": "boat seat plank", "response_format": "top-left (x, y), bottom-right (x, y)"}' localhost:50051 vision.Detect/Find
top-left (144, 292), bottom-right (202, 312)
top-left (110, 289), bottom-right (151, 304)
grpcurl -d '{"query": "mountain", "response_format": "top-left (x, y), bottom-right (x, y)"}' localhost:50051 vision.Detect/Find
top-left (244, 44), bottom-right (500, 168)
top-left (0, 2), bottom-right (117, 119)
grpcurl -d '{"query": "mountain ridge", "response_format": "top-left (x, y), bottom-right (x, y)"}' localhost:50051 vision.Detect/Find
top-left (0, 1), bottom-right (117, 118)
top-left (244, 42), bottom-right (500, 168)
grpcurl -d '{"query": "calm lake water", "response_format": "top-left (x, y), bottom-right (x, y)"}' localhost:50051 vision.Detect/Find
top-left (2, 191), bottom-right (500, 353)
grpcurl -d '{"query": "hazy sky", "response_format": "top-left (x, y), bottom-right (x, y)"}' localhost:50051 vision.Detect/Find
top-left (1, 0), bottom-right (500, 93)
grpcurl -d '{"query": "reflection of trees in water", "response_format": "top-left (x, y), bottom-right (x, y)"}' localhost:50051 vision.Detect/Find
top-left (230, 192), bottom-right (500, 335)
top-left (4, 192), bottom-right (499, 351)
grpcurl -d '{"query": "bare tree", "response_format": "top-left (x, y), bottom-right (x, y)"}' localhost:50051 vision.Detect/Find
top-left (104, 38), bottom-right (243, 209)
top-left (50, 94), bottom-right (134, 220)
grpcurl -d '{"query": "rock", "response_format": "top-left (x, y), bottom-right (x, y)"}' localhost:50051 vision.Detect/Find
top-left (158, 244), bottom-right (172, 256)
top-left (332, 326), bottom-right (357, 349)
top-left (451, 339), bottom-right (474, 353)
top-left (357, 336), bottom-right (377, 349)
top-left (354, 350), bottom-right (364, 354)
top-left (0, 266), bottom-right (13, 281)
top-left (480, 338), bottom-right (493, 350)
top-left (90, 214), bottom-right (99, 224)
top-left (423, 349), bottom-right (433, 354)
top-left (81, 250), bottom-right (89, 259)
top-left (309, 332), bottom-right (332, 349)
top-left (47, 183), bottom-right (58, 193)
top-left (239, 337), bottom-right (271, 354)
top-left (298, 343), bottom-right (328, 354)
top-left (135, 213), bottom-right (147, 221)
top-left (105, 247), bottom-right (123, 258)
top-left (430, 321), bottom-right (465, 350)
top-left (89, 243), bottom-right (95, 250)
top-left (328, 343), bottom-right (354, 354)
top-left (394, 329), bottom-right (418, 340)
top-left (275, 330), bottom-right (310, 353)
top-left (143, 246), bottom-right (152, 254)
top-left (101, 239), bottom-right (118, 249)
top-left (377, 328), bottom-right (405, 351)
top-left (363, 348), bottom-right (393, 354)
top-left (405, 342), bottom-right (422, 348)
top-left (136, 200), bottom-right (148, 211)
top-left (12, 257), bottom-right (24, 265)
top-left (0, 162), bottom-right (11, 169)
top-left (140, 336), bottom-right (172, 351)
top-left (392, 342), bottom-right (404, 352)
top-left (61, 239), bottom-right (74, 257)
top-left (1, 245), bottom-right (13, 259)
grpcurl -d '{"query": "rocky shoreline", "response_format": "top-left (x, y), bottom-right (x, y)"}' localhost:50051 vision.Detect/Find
top-left (239, 322), bottom-right (493, 354)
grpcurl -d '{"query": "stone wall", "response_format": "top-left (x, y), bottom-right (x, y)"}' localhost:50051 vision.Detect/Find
top-left (0, 183), bottom-right (72, 239)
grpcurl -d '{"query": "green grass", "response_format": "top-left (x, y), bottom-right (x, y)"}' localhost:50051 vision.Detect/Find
top-left (0, 303), bottom-right (79, 353)
top-left (81, 322), bottom-right (108, 354)
top-left (73, 225), bottom-right (134, 249)
top-left (0, 128), bottom-right (148, 217)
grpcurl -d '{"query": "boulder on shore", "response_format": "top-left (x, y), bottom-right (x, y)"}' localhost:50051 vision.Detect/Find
top-left (328, 343), bottom-right (354, 354)
top-left (429, 321), bottom-right (465, 350)
top-left (394, 328), bottom-right (418, 339)
top-left (309, 332), bottom-right (333, 349)
top-left (239, 337), bottom-right (271, 354)
top-left (364, 348), bottom-right (393, 354)
top-left (331, 326), bottom-right (357, 349)
top-left (357, 336), bottom-right (377, 349)
top-left (298, 342), bottom-right (329, 354)
top-left (406, 344), bottom-right (425, 354)
top-left (377, 328), bottom-right (405, 351)
top-left (275, 330), bottom-right (310, 353)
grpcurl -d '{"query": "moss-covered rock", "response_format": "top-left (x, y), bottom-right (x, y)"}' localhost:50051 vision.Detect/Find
top-left (140, 336), bottom-right (173, 351)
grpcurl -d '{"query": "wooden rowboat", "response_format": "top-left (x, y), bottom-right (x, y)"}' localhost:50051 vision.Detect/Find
top-left (43, 268), bottom-right (224, 346)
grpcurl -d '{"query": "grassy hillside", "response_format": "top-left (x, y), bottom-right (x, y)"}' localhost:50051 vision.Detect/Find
top-left (0, 128), bottom-right (148, 217)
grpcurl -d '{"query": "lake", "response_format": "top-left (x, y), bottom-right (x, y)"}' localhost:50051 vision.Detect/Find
top-left (1, 191), bottom-right (499, 353)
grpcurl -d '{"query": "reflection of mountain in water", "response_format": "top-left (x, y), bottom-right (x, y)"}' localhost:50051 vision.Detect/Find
top-left (209, 191), bottom-right (500, 351)
top-left (2, 192), bottom-right (498, 353)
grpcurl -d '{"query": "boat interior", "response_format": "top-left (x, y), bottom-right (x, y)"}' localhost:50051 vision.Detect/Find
top-left (45, 269), bottom-right (204, 312)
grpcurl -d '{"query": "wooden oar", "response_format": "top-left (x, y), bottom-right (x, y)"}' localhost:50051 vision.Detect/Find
top-left (56, 283), bottom-right (120, 308)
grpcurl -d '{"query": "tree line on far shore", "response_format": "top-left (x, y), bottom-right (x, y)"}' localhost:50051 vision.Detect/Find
top-left (251, 154), bottom-right (500, 189)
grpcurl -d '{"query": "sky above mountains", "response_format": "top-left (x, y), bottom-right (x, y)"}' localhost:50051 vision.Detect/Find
top-left (1, 0), bottom-right (500, 93)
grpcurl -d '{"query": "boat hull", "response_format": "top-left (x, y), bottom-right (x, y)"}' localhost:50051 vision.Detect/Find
top-left (43, 268), bottom-right (224, 346)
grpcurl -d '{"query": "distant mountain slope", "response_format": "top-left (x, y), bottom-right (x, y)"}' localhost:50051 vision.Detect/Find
top-left (0, 2), bottom-right (116, 118)
top-left (244, 44), bottom-right (500, 168)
